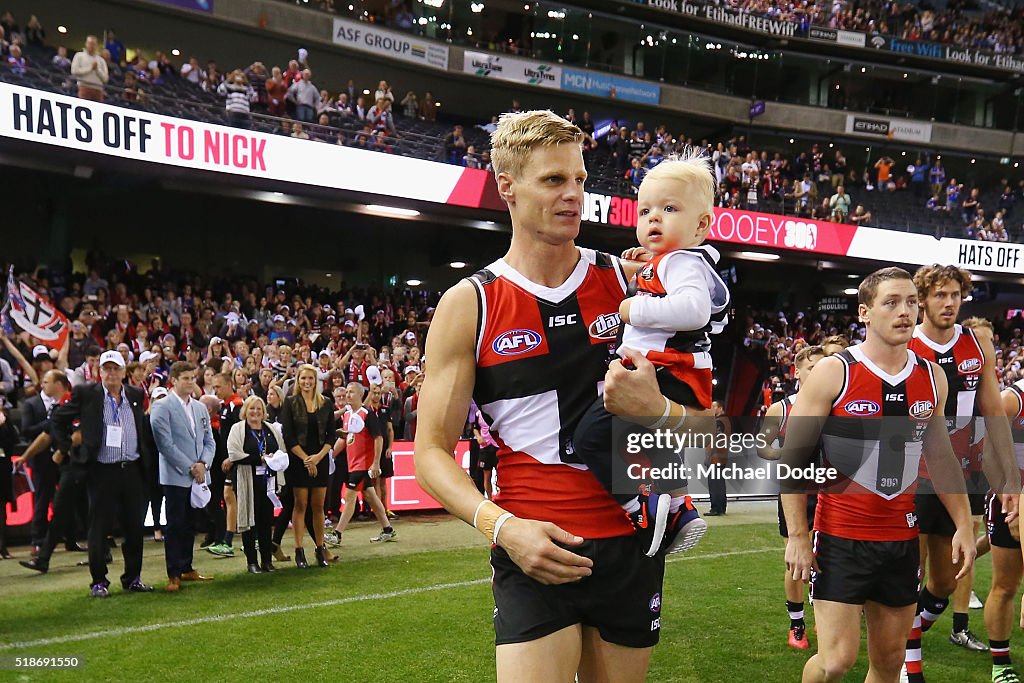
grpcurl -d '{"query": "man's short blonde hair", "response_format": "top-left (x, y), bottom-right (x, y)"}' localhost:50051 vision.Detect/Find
top-left (490, 110), bottom-right (582, 179)
top-left (641, 148), bottom-right (716, 217)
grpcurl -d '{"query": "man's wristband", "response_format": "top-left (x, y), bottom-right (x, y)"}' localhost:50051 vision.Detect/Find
top-left (492, 512), bottom-right (515, 546)
top-left (473, 500), bottom-right (512, 543)
top-left (650, 396), bottom-right (672, 430)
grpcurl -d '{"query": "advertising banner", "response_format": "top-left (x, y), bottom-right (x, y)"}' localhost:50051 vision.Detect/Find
top-left (844, 115), bottom-right (932, 143)
top-left (561, 68), bottom-right (661, 105)
top-left (463, 51), bottom-right (561, 89)
top-left (0, 82), bottom-right (502, 210)
top-left (332, 17), bottom-right (449, 70)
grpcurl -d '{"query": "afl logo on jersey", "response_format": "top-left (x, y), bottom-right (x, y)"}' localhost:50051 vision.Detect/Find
top-left (588, 313), bottom-right (620, 341)
top-left (845, 399), bottom-right (880, 416)
top-left (493, 329), bottom-right (543, 356)
top-left (910, 400), bottom-right (935, 420)
top-left (639, 264), bottom-right (655, 281)
top-left (958, 358), bottom-right (981, 374)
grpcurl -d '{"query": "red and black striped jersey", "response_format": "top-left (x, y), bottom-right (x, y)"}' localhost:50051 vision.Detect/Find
top-left (469, 248), bottom-right (633, 539)
top-left (908, 324), bottom-right (985, 474)
top-left (778, 394), bottom-right (797, 443)
top-left (815, 345), bottom-right (938, 541)
top-left (1008, 379), bottom-right (1024, 478)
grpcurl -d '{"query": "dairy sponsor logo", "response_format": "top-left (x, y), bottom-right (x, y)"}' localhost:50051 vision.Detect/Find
top-left (958, 357), bottom-right (981, 374)
top-left (910, 400), bottom-right (935, 420)
top-left (588, 313), bottom-right (621, 341)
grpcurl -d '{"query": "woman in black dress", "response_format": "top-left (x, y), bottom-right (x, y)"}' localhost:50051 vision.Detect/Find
top-left (280, 364), bottom-right (335, 568)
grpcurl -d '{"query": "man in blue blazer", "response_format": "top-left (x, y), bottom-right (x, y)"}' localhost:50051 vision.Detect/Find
top-left (150, 361), bottom-right (216, 592)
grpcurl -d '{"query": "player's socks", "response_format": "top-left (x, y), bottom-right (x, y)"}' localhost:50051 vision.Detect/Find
top-left (919, 588), bottom-right (948, 632)
top-left (786, 600), bottom-right (805, 629)
top-left (952, 612), bottom-right (969, 634)
top-left (669, 496), bottom-right (687, 513)
top-left (905, 613), bottom-right (925, 682)
top-left (622, 497), bottom-right (640, 513)
top-left (992, 640), bottom-right (1011, 667)
top-left (223, 531), bottom-right (235, 547)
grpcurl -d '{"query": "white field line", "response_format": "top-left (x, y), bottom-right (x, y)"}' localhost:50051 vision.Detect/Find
top-left (0, 548), bottom-right (777, 651)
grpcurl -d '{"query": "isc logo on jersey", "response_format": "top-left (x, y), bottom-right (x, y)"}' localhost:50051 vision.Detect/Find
top-left (958, 358), bottom-right (981, 374)
top-left (910, 400), bottom-right (934, 420)
top-left (493, 329), bottom-right (543, 355)
top-left (588, 313), bottom-right (620, 341)
top-left (845, 399), bottom-right (880, 416)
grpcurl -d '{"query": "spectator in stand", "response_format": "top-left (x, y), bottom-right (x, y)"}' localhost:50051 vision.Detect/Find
top-left (829, 185), bottom-right (851, 223)
top-left (961, 187), bottom-right (981, 223)
top-left (180, 57), bottom-right (202, 84)
top-left (52, 45), bottom-right (71, 71)
top-left (625, 157), bottom-right (646, 193)
top-left (946, 178), bottom-right (963, 214)
top-left (849, 205), bottom-right (873, 225)
top-left (0, 26), bottom-right (8, 59)
top-left (927, 193), bottom-right (945, 212)
top-left (71, 35), bottom-right (109, 102)
top-left (334, 92), bottom-right (352, 115)
top-left (290, 122), bottom-right (310, 140)
top-left (104, 30), bottom-right (125, 65)
top-left (218, 70), bottom-right (254, 129)
top-left (265, 66), bottom-right (287, 118)
top-left (991, 210), bottom-right (1008, 242)
top-left (873, 156), bottom-right (894, 191)
top-left (418, 91), bottom-right (437, 121)
top-left (244, 62), bottom-right (268, 110)
top-left (121, 71), bottom-right (144, 104)
top-left (368, 98), bottom-right (397, 136)
top-left (444, 124), bottom-right (467, 165)
top-left (374, 80), bottom-right (395, 105)
top-left (6, 44), bottom-right (26, 76)
top-left (930, 159), bottom-right (946, 196)
top-left (287, 69), bottom-right (319, 123)
top-left (353, 95), bottom-right (370, 122)
top-left (283, 59), bottom-right (301, 87)
top-left (400, 90), bottom-right (417, 118)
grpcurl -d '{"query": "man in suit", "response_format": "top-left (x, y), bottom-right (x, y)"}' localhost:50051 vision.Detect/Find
top-left (21, 367), bottom-right (78, 554)
top-left (53, 350), bottom-right (155, 598)
top-left (150, 361), bottom-right (216, 592)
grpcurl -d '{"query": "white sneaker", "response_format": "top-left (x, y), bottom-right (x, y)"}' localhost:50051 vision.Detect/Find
top-left (969, 591), bottom-right (983, 609)
top-left (370, 529), bottom-right (397, 543)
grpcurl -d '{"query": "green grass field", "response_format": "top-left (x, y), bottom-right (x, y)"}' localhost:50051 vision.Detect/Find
top-left (0, 502), bottom-right (1013, 682)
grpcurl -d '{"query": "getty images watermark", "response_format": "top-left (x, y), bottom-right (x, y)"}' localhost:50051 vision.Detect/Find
top-left (623, 429), bottom-right (838, 485)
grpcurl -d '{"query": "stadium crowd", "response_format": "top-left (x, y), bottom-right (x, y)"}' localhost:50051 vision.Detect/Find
top-left (1, 10), bottom-right (1021, 241)
top-left (0, 257), bottom-right (442, 579)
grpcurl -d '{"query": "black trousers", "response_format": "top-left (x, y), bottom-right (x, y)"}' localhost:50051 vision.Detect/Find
top-left (708, 462), bottom-right (728, 514)
top-left (242, 473), bottom-right (274, 566)
top-left (37, 464), bottom-right (88, 565)
top-left (86, 461), bottom-right (145, 587)
top-left (30, 458), bottom-right (59, 546)
top-left (163, 485), bottom-right (196, 578)
top-left (205, 465), bottom-right (227, 542)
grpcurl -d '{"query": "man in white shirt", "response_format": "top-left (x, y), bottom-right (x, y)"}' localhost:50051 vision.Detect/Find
top-left (70, 35), bottom-right (108, 102)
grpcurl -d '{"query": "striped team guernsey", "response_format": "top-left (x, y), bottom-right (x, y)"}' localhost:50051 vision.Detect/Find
top-left (1008, 379), bottom-right (1024, 479)
top-left (468, 248), bottom-right (634, 539)
top-left (815, 346), bottom-right (939, 541)
top-left (907, 324), bottom-right (985, 476)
